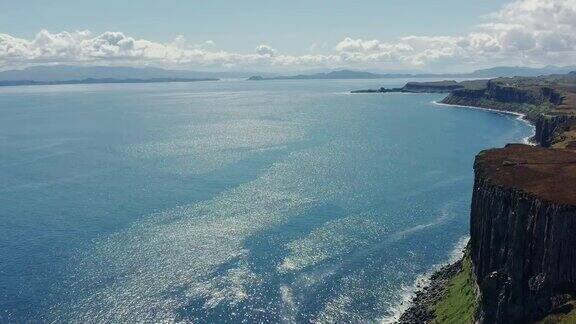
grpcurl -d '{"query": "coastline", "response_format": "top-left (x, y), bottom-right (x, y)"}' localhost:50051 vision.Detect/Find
top-left (374, 75), bottom-right (576, 322)
top-left (432, 100), bottom-right (537, 145)
top-left (382, 236), bottom-right (469, 323)
top-left (393, 98), bottom-right (538, 323)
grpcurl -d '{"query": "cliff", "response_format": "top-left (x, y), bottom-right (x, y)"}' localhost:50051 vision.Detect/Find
top-left (441, 80), bottom-right (561, 121)
top-left (471, 144), bottom-right (576, 323)
top-left (443, 80), bottom-right (563, 106)
top-left (351, 80), bottom-right (465, 93)
top-left (534, 114), bottom-right (576, 148)
top-left (402, 81), bottom-right (464, 93)
top-left (441, 75), bottom-right (576, 149)
top-left (399, 73), bottom-right (576, 323)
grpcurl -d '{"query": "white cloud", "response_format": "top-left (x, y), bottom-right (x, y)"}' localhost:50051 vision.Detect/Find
top-left (1, 0), bottom-right (575, 71)
top-left (335, 38), bottom-right (384, 52)
top-left (333, 0), bottom-right (576, 69)
top-left (255, 44), bottom-right (277, 56)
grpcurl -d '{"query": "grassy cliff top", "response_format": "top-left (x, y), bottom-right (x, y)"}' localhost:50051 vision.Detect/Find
top-left (492, 74), bottom-right (576, 116)
top-left (475, 144), bottom-right (576, 206)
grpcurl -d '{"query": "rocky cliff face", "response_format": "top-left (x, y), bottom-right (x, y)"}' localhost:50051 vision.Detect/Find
top-left (470, 144), bottom-right (576, 323)
top-left (440, 78), bottom-right (576, 149)
top-left (440, 80), bottom-right (565, 132)
top-left (442, 80), bottom-right (563, 109)
top-left (534, 114), bottom-right (576, 147)
top-left (351, 80), bottom-right (465, 94)
top-left (395, 74), bottom-right (576, 323)
top-left (402, 81), bottom-right (463, 93)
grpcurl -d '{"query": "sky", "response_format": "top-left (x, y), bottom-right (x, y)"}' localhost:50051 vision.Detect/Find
top-left (0, 0), bottom-right (575, 72)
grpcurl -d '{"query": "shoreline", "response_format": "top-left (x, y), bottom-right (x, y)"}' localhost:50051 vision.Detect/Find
top-left (380, 75), bottom-right (576, 322)
top-left (381, 236), bottom-right (470, 323)
top-left (432, 100), bottom-right (537, 145)
top-left (392, 98), bottom-right (539, 323)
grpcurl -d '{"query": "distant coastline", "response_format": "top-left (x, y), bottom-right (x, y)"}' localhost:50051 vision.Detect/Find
top-left (351, 80), bottom-right (479, 94)
top-left (247, 65), bottom-right (576, 81)
top-left (0, 77), bottom-right (219, 87)
top-left (2, 64), bottom-right (576, 87)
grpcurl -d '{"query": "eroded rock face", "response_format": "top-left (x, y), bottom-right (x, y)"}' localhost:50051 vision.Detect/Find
top-left (470, 144), bottom-right (576, 323)
top-left (402, 81), bottom-right (464, 93)
top-left (534, 114), bottom-right (576, 147)
top-left (441, 78), bottom-right (576, 148)
top-left (442, 80), bottom-right (563, 109)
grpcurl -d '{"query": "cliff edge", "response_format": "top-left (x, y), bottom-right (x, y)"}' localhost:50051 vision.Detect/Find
top-left (472, 144), bottom-right (576, 322)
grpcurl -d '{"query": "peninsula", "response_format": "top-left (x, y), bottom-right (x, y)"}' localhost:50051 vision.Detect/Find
top-left (351, 80), bottom-right (485, 94)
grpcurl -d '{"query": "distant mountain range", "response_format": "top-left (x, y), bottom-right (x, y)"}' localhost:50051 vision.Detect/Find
top-left (0, 66), bottom-right (275, 82)
top-left (248, 70), bottom-right (385, 80)
top-left (465, 65), bottom-right (576, 78)
top-left (248, 65), bottom-right (576, 81)
top-left (0, 78), bottom-right (218, 87)
top-left (0, 65), bottom-right (575, 86)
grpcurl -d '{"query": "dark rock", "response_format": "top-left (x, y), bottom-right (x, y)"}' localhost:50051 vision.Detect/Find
top-left (470, 144), bottom-right (576, 323)
top-left (398, 261), bottom-right (463, 324)
top-left (534, 114), bottom-right (576, 147)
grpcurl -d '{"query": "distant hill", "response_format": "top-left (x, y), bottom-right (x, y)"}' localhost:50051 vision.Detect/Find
top-left (2, 65), bottom-right (576, 84)
top-left (293, 70), bottom-right (384, 79)
top-left (248, 66), bottom-right (576, 81)
top-left (468, 65), bottom-right (576, 78)
top-left (248, 70), bottom-right (396, 80)
top-left (0, 77), bottom-right (219, 87)
top-left (0, 65), bottom-right (276, 82)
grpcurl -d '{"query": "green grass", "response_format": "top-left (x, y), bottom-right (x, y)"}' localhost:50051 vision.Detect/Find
top-left (429, 255), bottom-right (576, 324)
top-left (537, 301), bottom-right (576, 324)
top-left (472, 98), bottom-right (552, 120)
top-left (431, 256), bottom-right (477, 324)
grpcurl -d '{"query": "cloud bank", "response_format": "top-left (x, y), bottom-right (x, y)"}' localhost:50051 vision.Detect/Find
top-left (1, 0), bottom-right (575, 71)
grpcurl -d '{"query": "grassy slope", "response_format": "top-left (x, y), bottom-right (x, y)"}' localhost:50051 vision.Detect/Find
top-left (537, 301), bottom-right (576, 324)
top-left (432, 256), bottom-right (477, 324)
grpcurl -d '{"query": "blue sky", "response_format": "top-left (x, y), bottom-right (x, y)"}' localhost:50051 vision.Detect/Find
top-left (1, 0), bottom-right (507, 53)
top-left (0, 0), bottom-right (575, 72)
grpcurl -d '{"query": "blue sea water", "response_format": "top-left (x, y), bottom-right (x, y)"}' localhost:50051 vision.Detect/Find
top-left (0, 79), bottom-right (532, 323)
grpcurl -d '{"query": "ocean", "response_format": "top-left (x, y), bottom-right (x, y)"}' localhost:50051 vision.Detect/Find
top-left (0, 79), bottom-right (532, 322)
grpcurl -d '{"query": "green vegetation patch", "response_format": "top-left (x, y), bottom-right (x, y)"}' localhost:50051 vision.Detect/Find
top-left (537, 301), bottom-right (576, 324)
top-left (432, 256), bottom-right (477, 324)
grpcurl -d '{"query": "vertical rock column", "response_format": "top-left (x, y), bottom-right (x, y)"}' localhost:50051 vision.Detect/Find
top-left (470, 144), bottom-right (576, 323)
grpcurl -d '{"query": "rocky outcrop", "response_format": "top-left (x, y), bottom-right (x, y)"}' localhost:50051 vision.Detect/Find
top-left (440, 78), bottom-right (576, 149)
top-left (351, 80), bottom-right (464, 94)
top-left (443, 80), bottom-right (563, 107)
top-left (440, 80), bottom-right (564, 123)
top-left (398, 260), bottom-right (464, 323)
top-left (403, 81), bottom-right (464, 93)
top-left (534, 114), bottom-right (576, 147)
top-left (470, 144), bottom-right (576, 323)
